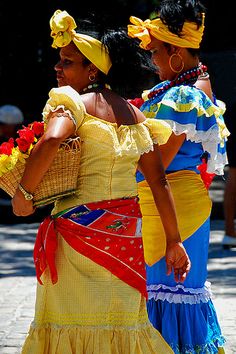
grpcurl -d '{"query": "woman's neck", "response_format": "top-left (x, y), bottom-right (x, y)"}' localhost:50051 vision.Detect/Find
top-left (148, 62), bottom-right (207, 100)
top-left (182, 58), bottom-right (199, 75)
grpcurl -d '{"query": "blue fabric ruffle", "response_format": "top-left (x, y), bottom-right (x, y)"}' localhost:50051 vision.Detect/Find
top-left (141, 83), bottom-right (229, 175)
top-left (147, 298), bottom-right (225, 354)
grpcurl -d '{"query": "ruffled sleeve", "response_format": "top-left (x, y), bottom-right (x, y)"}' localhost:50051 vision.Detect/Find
top-left (142, 118), bottom-right (172, 145)
top-left (115, 119), bottom-right (172, 157)
top-left (42, 85), bottom-right (86, 131)
top-left (141, 85), bottom-right (230, 174)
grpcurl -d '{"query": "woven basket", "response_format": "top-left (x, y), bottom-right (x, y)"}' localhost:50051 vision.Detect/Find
top-left (0, 137), bottom-right (81, 207)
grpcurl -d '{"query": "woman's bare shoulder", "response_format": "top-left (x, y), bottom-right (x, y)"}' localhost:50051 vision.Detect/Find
top-left (80, 90), bottom-right (146, 125)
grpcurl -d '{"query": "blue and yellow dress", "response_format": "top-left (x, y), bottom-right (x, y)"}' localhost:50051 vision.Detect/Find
top-left (21, 86), bottom-right (174, 354)
top-left (138, 82), bottom-right (229, 354)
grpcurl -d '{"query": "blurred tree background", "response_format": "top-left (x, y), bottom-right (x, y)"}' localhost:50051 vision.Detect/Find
top-left (0, 0), bottom-right (236, 123)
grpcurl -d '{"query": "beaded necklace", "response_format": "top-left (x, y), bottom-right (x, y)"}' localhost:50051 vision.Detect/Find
top-left (148, 62), bottom-right (208, 100)
top-left (82, 83), bottom-right (111, 93)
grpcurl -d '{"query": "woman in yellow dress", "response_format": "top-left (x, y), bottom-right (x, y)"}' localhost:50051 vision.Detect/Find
top-left (12, 10), bottom-right (190, 353)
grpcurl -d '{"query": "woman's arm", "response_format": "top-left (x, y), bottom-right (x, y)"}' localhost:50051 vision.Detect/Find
top-left (11, 110), bottom-right (75, 216)
top-left (138, 144), bottom-right (191, 282)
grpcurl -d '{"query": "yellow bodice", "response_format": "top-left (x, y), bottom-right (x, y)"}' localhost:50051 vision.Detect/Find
top-left (42, 86), bottom-right (172, 214)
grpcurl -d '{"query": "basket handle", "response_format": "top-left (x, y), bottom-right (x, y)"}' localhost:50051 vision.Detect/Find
top-left (60, 136), bottom-right (81, 151)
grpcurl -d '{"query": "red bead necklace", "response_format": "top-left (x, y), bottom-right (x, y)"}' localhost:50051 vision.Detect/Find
top-left (148, 62), bottom-right (208, 100)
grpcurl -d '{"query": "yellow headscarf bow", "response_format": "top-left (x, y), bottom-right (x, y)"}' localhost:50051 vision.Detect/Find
top-left (50, 10), bottom-right (112, 75)
top-left (128, 14), bottom-right (205, 49)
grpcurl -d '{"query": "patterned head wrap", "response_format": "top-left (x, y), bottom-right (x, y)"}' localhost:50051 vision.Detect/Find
top-left (127, 14), bottom-right (205, 49)
top-left (50, 10), bottom-right (112, 74)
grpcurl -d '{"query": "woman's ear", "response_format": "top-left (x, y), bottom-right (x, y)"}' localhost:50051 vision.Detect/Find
top-left (88, 63), bottom-right (99, 77)
top-left (170, 45), bottom-right (180, 55)
top-left (87, 63), bottom-right (99, 83)
top-left (164, 43), bottom-right (175, 56)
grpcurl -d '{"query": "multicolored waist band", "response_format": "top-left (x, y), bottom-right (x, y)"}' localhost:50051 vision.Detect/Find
top-left (34, 197), bottom-right (147, 298)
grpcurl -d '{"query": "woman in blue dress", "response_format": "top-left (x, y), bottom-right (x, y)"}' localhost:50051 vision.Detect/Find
top-left (128, 0), bottom-right (229, 353)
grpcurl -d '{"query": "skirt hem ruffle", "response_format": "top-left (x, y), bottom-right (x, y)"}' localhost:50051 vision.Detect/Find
top-left (147, 297), bottom-right (225, 354)
top-left (170, 335), bottom-right (226, 354)
top-left (21, 322), bottom-right (174, 354)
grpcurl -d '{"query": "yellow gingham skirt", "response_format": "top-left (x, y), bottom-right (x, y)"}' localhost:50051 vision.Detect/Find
top-left (21, 234), bottom-right (173, 354)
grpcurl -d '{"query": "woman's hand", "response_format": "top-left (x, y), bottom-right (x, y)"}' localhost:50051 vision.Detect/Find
top-left (165, 242), bottom-right (191, 283)
top-left (11, 189), bottom-right (36, 216)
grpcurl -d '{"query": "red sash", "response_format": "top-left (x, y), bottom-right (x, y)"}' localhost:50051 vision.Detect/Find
top-left (34, 197), bottom-right (147, 298)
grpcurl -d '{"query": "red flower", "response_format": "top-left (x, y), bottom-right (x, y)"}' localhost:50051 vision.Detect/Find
top-left (0, 138), bottom-right (14, 155)
top-left (197, 158), bottom-right (216, 189)
top-left (15, 122), bottom-right (44, 153)
top-left (0, 121), bottom-right (45, 156)
top-left (17, 126), bottom-right (35, 144)
top-left (31, 121), bottom-right (44, 137)
top-left (15, 137), bottom-right (32, 153)
top-left (127, 97), bottom-right (144, 109)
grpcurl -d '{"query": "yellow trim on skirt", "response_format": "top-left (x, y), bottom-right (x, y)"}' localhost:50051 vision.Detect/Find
top-left (138, 170), bottom-right (212, 266)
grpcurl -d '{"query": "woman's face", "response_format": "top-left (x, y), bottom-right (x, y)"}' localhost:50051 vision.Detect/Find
top-left (54, 42), bottom-right (91, 93)
top-left (147, 37), bottom-right (175, 81)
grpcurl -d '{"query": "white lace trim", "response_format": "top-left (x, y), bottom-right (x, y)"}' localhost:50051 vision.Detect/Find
top-left (140, 140), bottom-right (159, 155)
top-left (105, 128), bottom-right (157, 157)
top-left (106, 140), bottom-right (155, 158)
top-left (147, 281), bottom-right (212, 304)
top-left (166, 121), bottom-right (227, 175)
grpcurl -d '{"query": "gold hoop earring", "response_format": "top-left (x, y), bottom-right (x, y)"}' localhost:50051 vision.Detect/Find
top-left (89, 74), bottom-right (96, 82)
top-left (169, 53), bottom-right (184, 74)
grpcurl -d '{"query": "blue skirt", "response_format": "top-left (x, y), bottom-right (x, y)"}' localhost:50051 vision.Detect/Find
top-left (146, 218), bottom-right (225, 353)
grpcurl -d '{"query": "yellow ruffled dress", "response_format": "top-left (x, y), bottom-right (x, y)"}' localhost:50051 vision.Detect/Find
top-left (21, 86), bottom-right (173, 354)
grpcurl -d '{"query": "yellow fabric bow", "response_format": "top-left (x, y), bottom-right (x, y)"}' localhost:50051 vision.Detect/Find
top-left (128, 15), bottom-right (205, 49)
top-left (50, 10), bottom-right (112, 75)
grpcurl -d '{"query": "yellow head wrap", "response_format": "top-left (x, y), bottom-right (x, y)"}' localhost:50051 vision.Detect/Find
top-left (50, 10), bottom-right (112, 75)
top-left (128, 14), bottom-right (205, 49)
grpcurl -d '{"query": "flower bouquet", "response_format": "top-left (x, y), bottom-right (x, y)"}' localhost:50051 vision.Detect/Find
top-left (0, 121), bottom-right (81, 206)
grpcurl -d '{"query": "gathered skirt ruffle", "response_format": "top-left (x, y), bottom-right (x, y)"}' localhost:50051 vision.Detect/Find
top-left (22, 323), bottom-right (173, 354)
top-left (147, 297), bottom-right (225, 354)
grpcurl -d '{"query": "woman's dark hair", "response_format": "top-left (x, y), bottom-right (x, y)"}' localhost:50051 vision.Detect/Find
top-left (158, 0), bottom-right (206, 35)
top-left (76, 16), bottom-right (156, 98)
top-left (156, 0), bottom-right (206, 55)
top-left (101, 29), bottom-right (156, 98)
